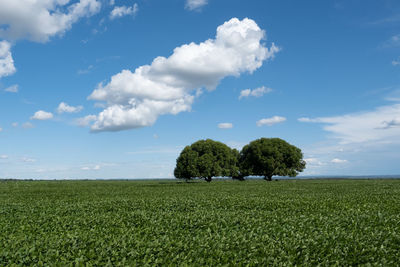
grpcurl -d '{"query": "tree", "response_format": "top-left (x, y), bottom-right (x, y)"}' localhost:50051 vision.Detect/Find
top-left (239, 138), bottom-right (306, 181)
top-left (174, 139), bottom-right (239, 182)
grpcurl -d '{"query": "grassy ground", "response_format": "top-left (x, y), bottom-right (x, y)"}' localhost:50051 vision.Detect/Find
top-left (0, 179), bottom-right (400, 265)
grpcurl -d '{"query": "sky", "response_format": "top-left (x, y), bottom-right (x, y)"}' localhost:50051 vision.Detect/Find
top-left (1, 0), bottom-right (400, 179)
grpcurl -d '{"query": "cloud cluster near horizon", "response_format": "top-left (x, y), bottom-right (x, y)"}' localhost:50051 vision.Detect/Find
top-left (85, 18), bottom-right (279, 132)
top-left (299, 103), bottom-right (400, 144)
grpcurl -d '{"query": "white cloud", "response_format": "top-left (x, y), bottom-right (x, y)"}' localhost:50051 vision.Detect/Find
top-left (298, 117), bottom-right (315, 122)
top-left (385, 89), bottom-right (400, 102)
top-left (31, 110), bottom-right (53, 120)
top-left (185, 0), bottom-right (208, 11)
top-left (22, 122), bottom-right (34, 129)
top-left (11, 122), bottom-right (18, 127)
top-left (256, 116), bottom-right (286, 126)
top-left (77, 64), bottom-right (93, 75)
top-left (110, 3), bottom-right (138, 20)
top-left (370, 14), bottom-right (400, 25)
top-left (381, 118), bottom-right (400, 129)
top-left (218, 122), bottom-right (233, 129)
top-left (331, 158), bottom-right (348, 164)
top-left (393, 58), bottom-right (400, 66)
top-left (381, 34), bottom-right (400, 49)
top-left (304, 157), bottom-right (324, 166)
top-left (0, 0), bottom-right (101, 79)
top-left (0, 41), bottom-right (16, 78)
top-left (299, 104), bottom-right (400, 144)
top-left (21, 157), bottom-right (36, 163)
top-left (81, 164), bottom-right (101, 170)
top-left (109, 0), bottom-right (115, 5)
top-left (0, 127), bottom-right (2, 132)
top-left (4, 84), bottom-right (18, 93)
top-left (0, 0), bottom-right (101, 42)
top-left (0, 155), bottom-right (8, 159)
top-left (57, 102), bottom-right (83, 113)
top-left (76, 115), bottom-right (97, 127)
top-left (86, 18), bottom-right (279, 132)
top-left (239, 86), bottom-right (272, 99)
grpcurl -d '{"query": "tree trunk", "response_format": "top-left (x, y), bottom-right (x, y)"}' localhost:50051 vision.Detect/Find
top-left (205, 177), bottom-right (212, 182)
top-left (233, 175), bottom-right (245, 181)
top-left (264, 175), bottom-right (272, 181)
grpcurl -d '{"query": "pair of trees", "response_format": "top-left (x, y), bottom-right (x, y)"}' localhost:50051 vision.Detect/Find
top-left (174, 138), bottom-right (306, 182)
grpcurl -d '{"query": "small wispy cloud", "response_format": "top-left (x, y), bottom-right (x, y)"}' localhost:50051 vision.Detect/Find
top-left (218, 122), bottom-right (233, 129)
top-left (81, 165), bottom-right (101, 171)
top-left (298, 117), bottom-right (319, 123)
top-left (331, 158), bottom-right (348, 164)
top-left (22, 122), bottom-right (34, 129)
top-left (21, 157), bottom-right (36, 163)
top-left (185, 0), bottom-right (208, 11)
top-left (4, 84), bottom-right (18, 93)
top-left (57, 102), bottom-right (83, 114)
top-left (239, 86), bottom-right (272, 99)
top-left (384, 88), bottom-right (400, 102)
top-left (77, 65), bottom-right (93, 75)
top-left (110, 3), bottom-right (138, 20)
top-left (381, 34), bottom-right (400, 48)
top-left (76, 115), bottom-right (97, 127)
top-left (31, 110), bottom-right (53, 120)
top-left (257, 116), bottom-right (286, 126)
top-left (304, 158), bottom-right (324, 166)
top-left (0, 155), bottom-right (8, 159)
top-left (370, 14), bottom-right (400, 26)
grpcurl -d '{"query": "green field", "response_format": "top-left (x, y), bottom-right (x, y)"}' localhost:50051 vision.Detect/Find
top-left (1, 179), bottom-right (400, 265)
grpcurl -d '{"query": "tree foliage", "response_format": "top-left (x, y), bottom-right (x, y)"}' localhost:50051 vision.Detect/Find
top-left (174, 139), bottom-right (239, 182)
top-left (239, 138), bottom-right (305, 181)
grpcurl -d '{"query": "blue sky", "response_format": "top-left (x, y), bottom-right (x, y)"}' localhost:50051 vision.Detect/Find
top-left (1, 0), bottom-right (400, 179)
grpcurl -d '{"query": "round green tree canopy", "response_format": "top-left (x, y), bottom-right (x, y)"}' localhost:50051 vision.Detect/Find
top-left (239, 138), bottom-right (306, 181)
top-left (174, 139), bottom-right (239, 182)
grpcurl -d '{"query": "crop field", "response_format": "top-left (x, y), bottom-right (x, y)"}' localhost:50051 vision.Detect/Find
top-left (1, 179), bottom-right (400, 265)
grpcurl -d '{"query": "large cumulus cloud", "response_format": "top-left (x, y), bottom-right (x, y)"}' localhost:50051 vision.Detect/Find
top-left (0, 0), bottom-right (101, 42)
top-left (86, 18), bottom-right (279, 132)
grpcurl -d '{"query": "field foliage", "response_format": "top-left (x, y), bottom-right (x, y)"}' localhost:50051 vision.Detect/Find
top-left (1, 179), bottom-right (400, 265)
